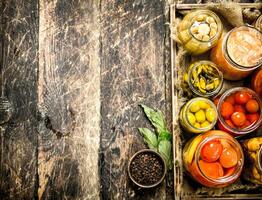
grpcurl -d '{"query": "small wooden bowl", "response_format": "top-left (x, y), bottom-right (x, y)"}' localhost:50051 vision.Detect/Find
top-left (128, 149), bottom-right (166, 188)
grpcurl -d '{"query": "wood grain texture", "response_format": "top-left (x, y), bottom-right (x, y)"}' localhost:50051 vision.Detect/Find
top-left (0, 0), bottom-right (173, 199)
top-left (38, 0), bottom-right (100, 199)
top-left (0, 0), bottom-right (38, 199)
top-left (99, 0), bottom-right (172, 199)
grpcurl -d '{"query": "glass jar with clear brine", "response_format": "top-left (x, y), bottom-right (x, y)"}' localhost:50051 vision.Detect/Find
top-left (184, 60), bottom-right (223, 97)
top-left (216, 87), bottom-right (262, 136)
top-left (180, 97), bottom-right (218, 134)
top-left (178, 10), bottom-right (223, 55)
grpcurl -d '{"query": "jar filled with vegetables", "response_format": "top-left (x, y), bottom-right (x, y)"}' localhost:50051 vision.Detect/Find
top-left (178, 10), bottom-right (223, 55)
top-left (184, 61), bottom-right (223, 97)
top-left (180, 97), bottom-right (218, 134)
top-left (242, 137), bottom-right (262, 184)
top-left (211, 26), bottom-right (262, 80)
top-left (183, 130), bottom-right (244, 187)
top-left (216, 87), bottom-right (262, 136)
top-left (251, 68), bottom-right (262, 98)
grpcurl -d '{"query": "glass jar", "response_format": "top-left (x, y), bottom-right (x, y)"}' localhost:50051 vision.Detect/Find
top-left (183, 130), bottom-right (244, 187)
top-left (242, 137), bottom-right (262, 184)
top-left (211, 26), bottom-right (262, 80)
top-left (251, 68), bottom-right (262, 98)
top-left (184, 60), bottom-right (223, 97)
top-left (178, 10), bottom-right (223, 55)
top-left (180, 97), bottom-right (218, 134)
top-left (253, 15), bottom-right (262, 32)
top-left (217, 87), bottom-right (262, 136)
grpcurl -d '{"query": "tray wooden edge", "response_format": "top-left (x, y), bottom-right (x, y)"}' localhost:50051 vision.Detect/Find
top-left (170, 2), bottom-right (262, 200)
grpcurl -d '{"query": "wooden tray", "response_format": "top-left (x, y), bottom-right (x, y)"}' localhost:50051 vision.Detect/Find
top-left (171, 3), bottom-right (262, 200)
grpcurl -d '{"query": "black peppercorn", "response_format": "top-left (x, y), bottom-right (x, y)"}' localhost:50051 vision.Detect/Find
top-left (129, 151), bottom-right (164, 186)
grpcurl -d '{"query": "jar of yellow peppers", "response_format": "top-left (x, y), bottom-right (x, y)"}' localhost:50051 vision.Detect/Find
top-left (242, 137), bottom-right (262, 184)
top-left (184, 61), bottom-right (223, 97)
top-left (178, 10), bottom-right (223, 55)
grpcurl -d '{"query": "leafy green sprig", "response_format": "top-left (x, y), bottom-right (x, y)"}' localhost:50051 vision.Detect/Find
top-left (139, 104), bottom-right (173, 170)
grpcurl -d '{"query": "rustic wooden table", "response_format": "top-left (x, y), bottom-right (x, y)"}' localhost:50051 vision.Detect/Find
top-left (0, 0), bottom-right (172, 199)
top-left (0, 0), bottom-right (259, 199)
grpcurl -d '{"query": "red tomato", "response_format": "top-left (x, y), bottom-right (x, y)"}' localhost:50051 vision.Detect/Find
top-left (225, 94), bottom-right (235, 105)
top-left (221, 102), bottom-right (234, 119)
top-left (246, 99), bottom-right (259, 113)
top-left (224, 166), bottom-right (236, 177)
top-left (213, 96), bottom-right (221, 107)
top-left (231, 112), bottom-right (247, 127)
top-left (190, 162), bottom-right (211, 186)
top-left (201, 140), bottom-right (223, 162)
top-left (199, 160), bottom-right (224, 179)
top-left (246, 113), bottom-right (259, 124)
top-left (220, 139), bottom-right (231, 149)
top-left (240, 120), bottom-right (251, 128)
top-left (219, 147), bottom-right (238, 168)
top-left (226, 120), bottom-right (236, 128)
top-left (234, 91), bottom-right (251, 105)
top-left (234, 105), bottom-right (246, 114)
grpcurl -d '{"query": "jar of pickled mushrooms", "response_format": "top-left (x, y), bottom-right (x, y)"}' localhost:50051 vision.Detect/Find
top-left (242, 137), bottom-right (262, 184)
top-left (178, 10), bottom-right (223, 55)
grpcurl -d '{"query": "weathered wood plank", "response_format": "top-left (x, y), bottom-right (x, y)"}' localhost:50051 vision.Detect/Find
top-left (99, 0), bottom-right (171, 199)
top-left (38, 0), bottom-right (101, 199)
top-left (176, 0), bottom-right (257, 4)
top-left (0, 0), bottom-right (38, 199)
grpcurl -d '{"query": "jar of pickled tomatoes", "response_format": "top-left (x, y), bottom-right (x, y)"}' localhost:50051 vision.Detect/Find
top-left (216, 87), bottom-right (262, 136)
top-left (178, 10), bottom-right (223, 55)
top-left (180, 97), bottom-right (218, 134)
top-left (210, 26), bottom-right (262, 80)
top-left (242, 137), bottom-right (262, 184)
top-left (183, 130), bottom-right (244, 187)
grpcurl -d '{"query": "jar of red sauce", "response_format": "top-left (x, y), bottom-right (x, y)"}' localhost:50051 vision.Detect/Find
top-left (251, 68), bottom-right (262, 98)
top-left (183, 130), bottom-right (244, 187)
top-left (211, 26), bottom-right (262, 80)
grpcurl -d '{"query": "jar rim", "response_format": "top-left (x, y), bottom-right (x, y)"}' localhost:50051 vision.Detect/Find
top-left (258, 146), bottom-right (262, 173)
top-left (187, 9), bottom-right (223, 44)
top-left (254, 15), bottom-right (262, 31)
top-left (195, 134), bottom-right (244, 184)
top-left (217, 87), bottom-right (262, 135)
top-left (184, 97), bottom-right (218, 132)
top-left (187, 60), bottom-right (223, 97)
top-left (223, 25), bottom-right (262, 70)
